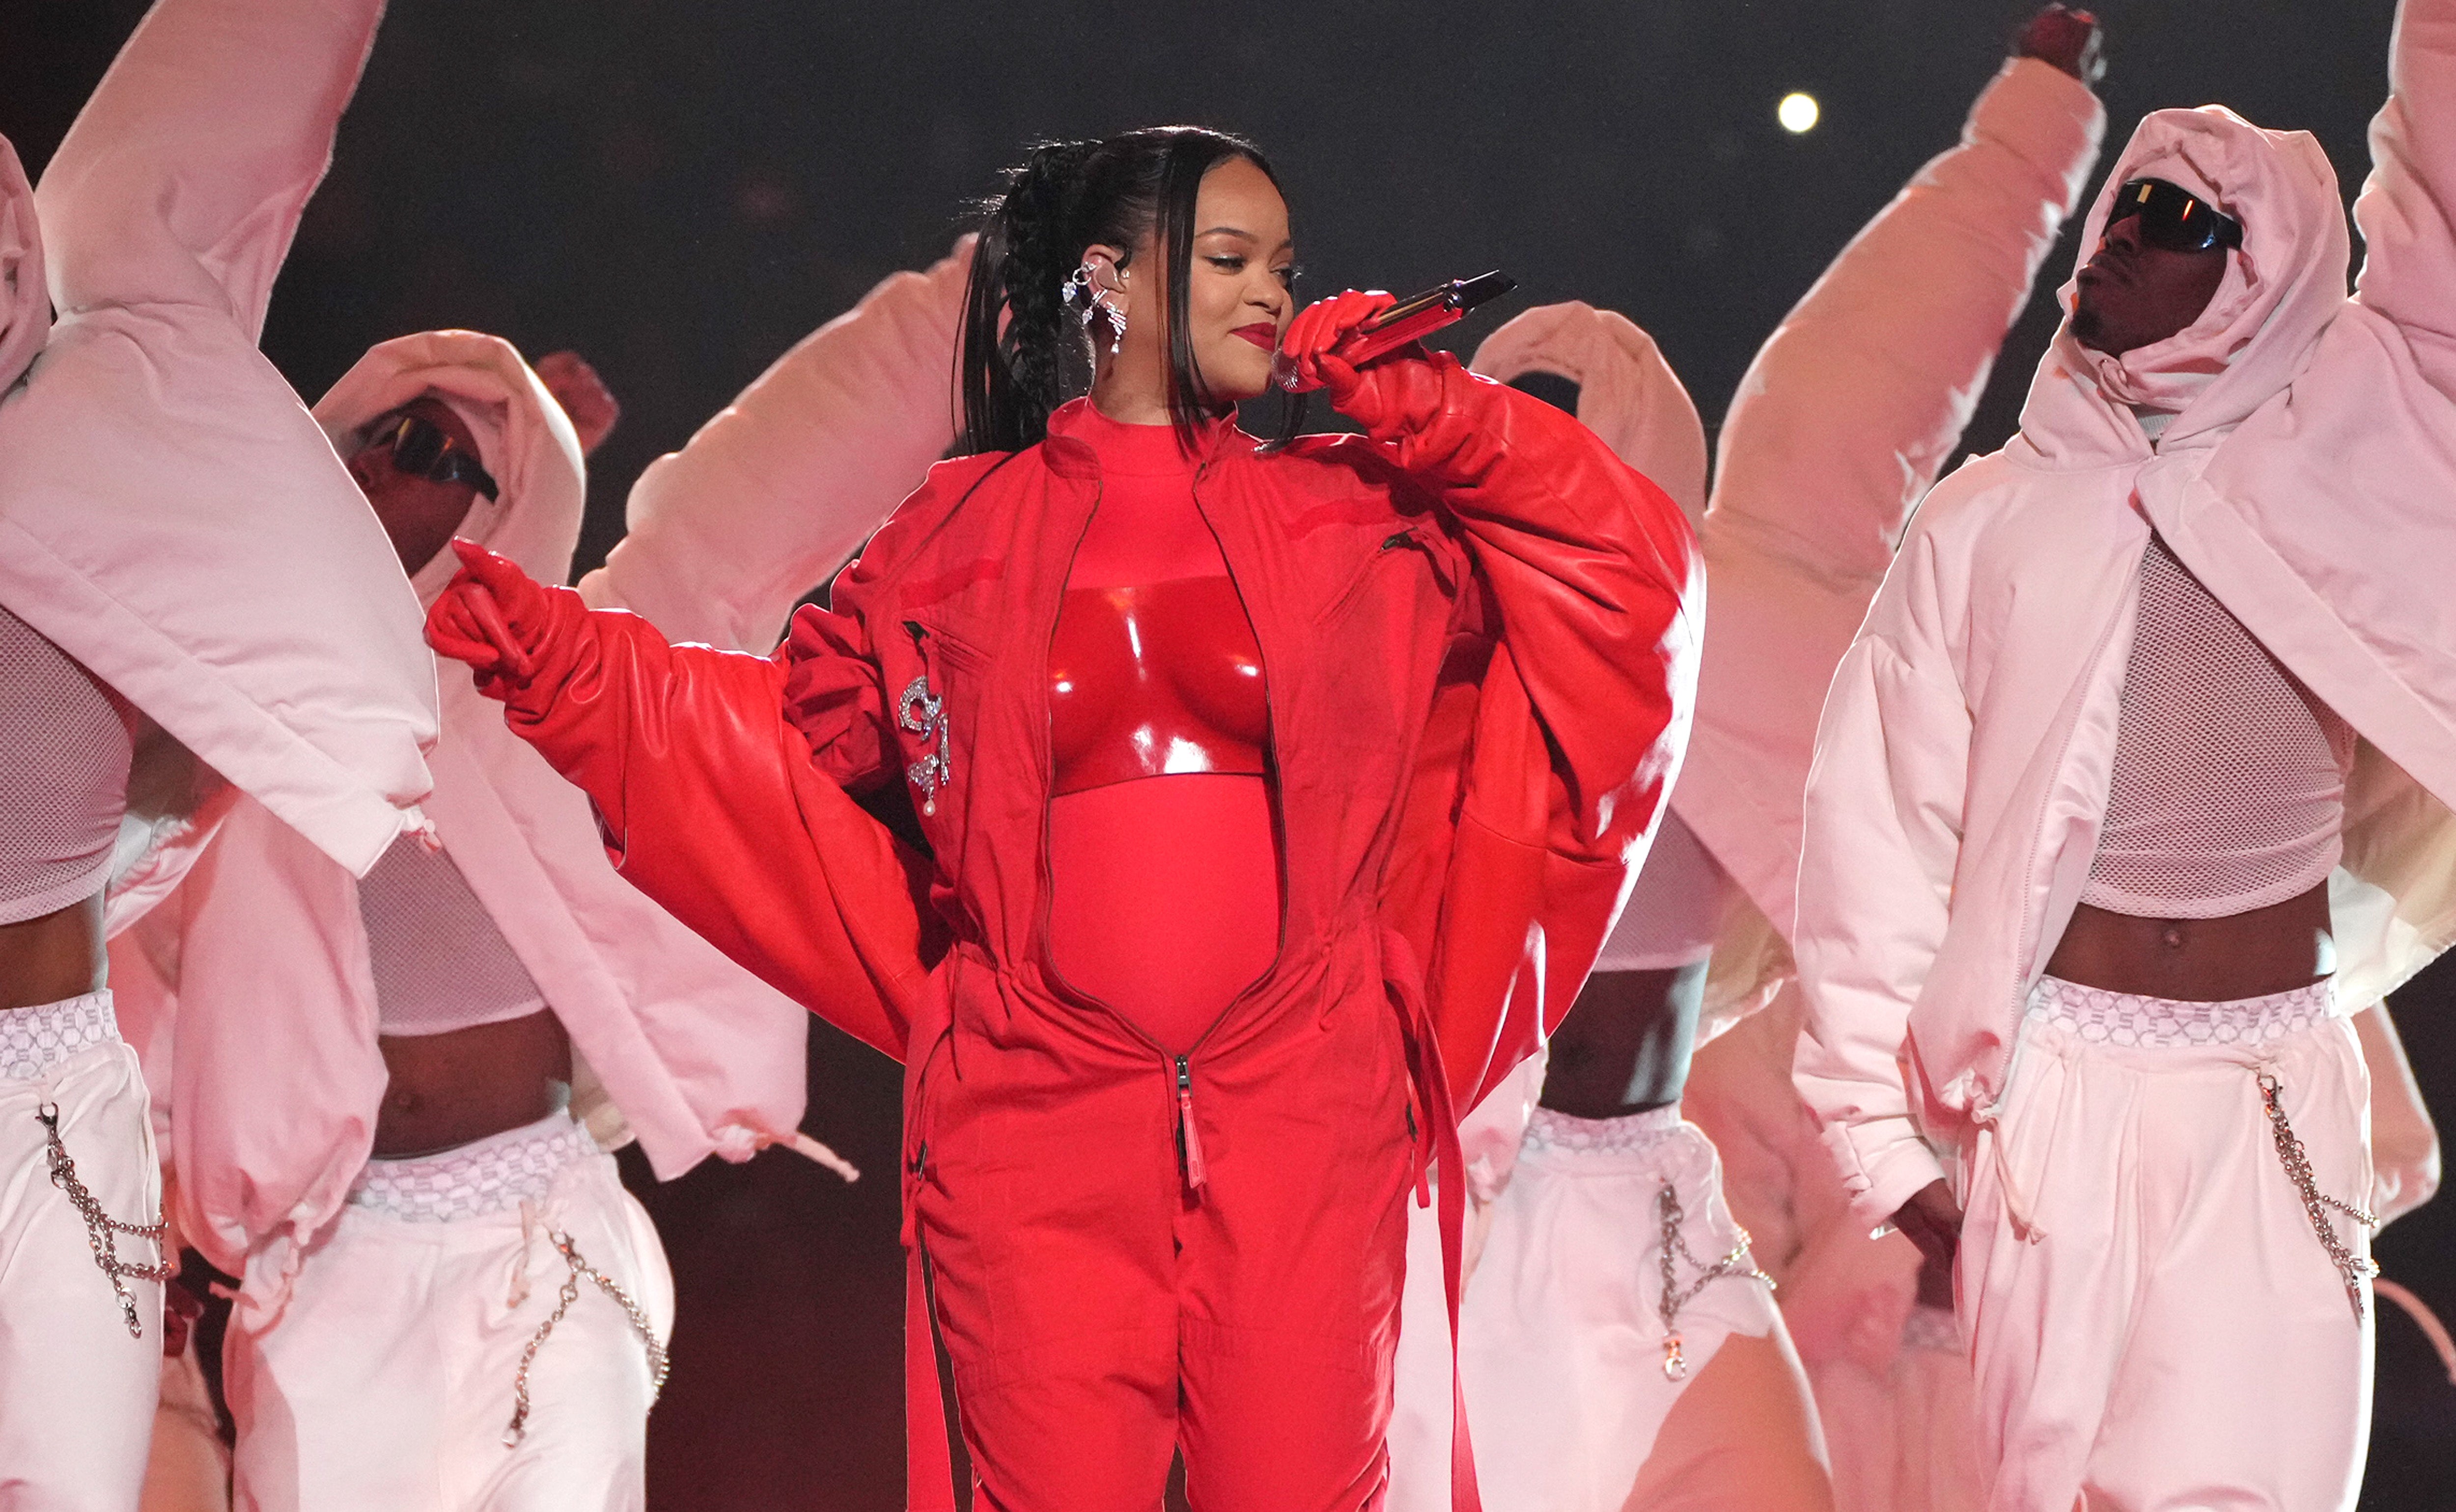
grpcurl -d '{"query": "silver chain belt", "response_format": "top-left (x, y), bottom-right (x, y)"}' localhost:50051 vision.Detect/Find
top-left (2255, 1071), bottom-right (2379, 1320)
top-left (1654, 1180), bottom-right (1774, 1381)
top-left (503, 1229), bottom-right (670, 1447)
top-left (36, 1102), bottom-right (174, 1339)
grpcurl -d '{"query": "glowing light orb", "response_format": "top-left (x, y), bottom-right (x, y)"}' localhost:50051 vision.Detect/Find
top-left (1778, 92), bottom-right (1820, 134)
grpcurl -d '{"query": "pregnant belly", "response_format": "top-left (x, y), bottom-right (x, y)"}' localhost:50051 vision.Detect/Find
top-left (1046, 773), bottom-right (1282, 1054)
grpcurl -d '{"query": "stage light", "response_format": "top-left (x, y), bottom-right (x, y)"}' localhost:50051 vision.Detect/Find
top-left (1778, 92), bottom-right (1820, 134)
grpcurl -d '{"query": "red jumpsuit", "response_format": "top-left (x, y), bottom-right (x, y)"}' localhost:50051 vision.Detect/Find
top-left (437, 353), bottom-right (1700, 1510)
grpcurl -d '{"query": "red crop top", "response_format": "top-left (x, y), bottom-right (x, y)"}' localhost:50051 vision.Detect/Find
top-left (1043, 407), bottom-right (1281, 1052)
top-left (1049, 577), bottom-right (1268, 796)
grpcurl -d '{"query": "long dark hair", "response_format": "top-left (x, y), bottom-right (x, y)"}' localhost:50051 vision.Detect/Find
top-left (959, 126), bottom-right (1286, 456)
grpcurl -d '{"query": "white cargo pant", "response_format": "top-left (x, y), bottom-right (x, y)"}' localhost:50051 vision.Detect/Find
top-left (0, 991), bottom-right (167, 1512)
top-left (1393, 1105), bottom-right (1829, 1512)
top-left (225, 1114), bottom-right (674, 1512)
top-left (1961, 983), bottom-right (2374, 1512)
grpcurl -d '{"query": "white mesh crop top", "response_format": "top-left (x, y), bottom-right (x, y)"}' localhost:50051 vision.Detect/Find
top-left (1, 606), bottom-right (133, 925)
top-left (356, 836), bottom-right (549, 1036)
top-left (2081, 536), bottom-right (2355, 919)
top-left (1593, 810), bottom-right (1734, 972)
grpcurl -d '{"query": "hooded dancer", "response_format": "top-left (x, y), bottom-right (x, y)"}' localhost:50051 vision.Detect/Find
top-left (1796, 0), bottom-right (2456, 1504)
top-left (105, 329), bottom-right (831, 1512)
top-left (117, 233), bottom-right (967, 1510)
top-left (0, 0), bottom-right (441, 1501)
top-left (426, 127), bottom-right (1701, 1509)
top-left (1386, 15), bottom-right (2107, 1510)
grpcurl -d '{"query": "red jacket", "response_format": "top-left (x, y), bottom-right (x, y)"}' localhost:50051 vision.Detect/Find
top-left (472, 355), bottom-right (1698, 1505)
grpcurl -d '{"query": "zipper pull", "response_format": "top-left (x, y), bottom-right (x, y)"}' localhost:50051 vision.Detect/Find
top-left (1176, 1056), bottom-right (1207, 1193)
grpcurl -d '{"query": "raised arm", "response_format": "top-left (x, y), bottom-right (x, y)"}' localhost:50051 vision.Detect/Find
top-left (2352, 0), bottom-right (2456, 364)
top-left (1709, 19), bottom-right (2104, 581)
top-left (1677, 13), bottom-right (2100, 948)
top-left (579, 242), bottom-right (973, 653)
top-left (35, 0), bottom-right (382, 334)
top-left (0, 0), bottom-right (433, 878)
top-left (0, 136), bottom-right (42, 389)
top-left (1791, 512), bottom-right (1973, 1238)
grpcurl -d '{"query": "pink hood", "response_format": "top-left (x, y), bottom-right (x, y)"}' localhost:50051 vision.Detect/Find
top-left (316, 330), bottom-right (590, 605)
top-left (2015, 105), bottom-right (2350, 463)
top-left (1470, 301), bottom-right (1709, 525)
top-left (0, 0), bottom-right (435, 883)
top-left (153, 331), bottom-right (809, 1311)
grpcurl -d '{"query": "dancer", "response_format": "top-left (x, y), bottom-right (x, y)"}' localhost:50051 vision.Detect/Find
top-left (112, 328), bottom-right (835, 1512)
top-left (1387, 12), bottom-right (2107, 1510)
top-left (1795, 0), bottom-right (2456, 1504)
top-left (428, 126), bottom-right (1701, 1509)
top-left (0, 0), bottom-right (441, 1501)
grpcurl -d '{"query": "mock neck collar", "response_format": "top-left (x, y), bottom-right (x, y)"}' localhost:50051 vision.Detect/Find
top-left (1044, 396), bottom-right (1238, 474)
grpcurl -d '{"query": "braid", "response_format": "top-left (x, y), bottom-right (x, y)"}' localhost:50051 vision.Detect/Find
top-left (961, 139), bottom-right (1096, 453)
top-left (998, 140), bottom-right (1094, 435)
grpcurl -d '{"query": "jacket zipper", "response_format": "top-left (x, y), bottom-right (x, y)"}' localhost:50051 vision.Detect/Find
top-left (1985, 560), bottom-right (2136, 1118)
top-left (1175, 1055), bottom-right (1207, 1190)
top-left (1026, 448), bottom-right (1291, 1198)
top-left (1320, 528), bottom-right (1425, 625)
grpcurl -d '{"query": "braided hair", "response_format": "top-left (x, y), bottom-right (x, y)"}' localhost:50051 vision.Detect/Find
top-left (959, 126), bottom-right (1284, 455)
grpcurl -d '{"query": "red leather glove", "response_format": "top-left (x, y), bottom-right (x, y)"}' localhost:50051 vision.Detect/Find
top-left (425, 537), bottom-right (551, 697)
top-left (1278, 289), bottom-right (1410, 426)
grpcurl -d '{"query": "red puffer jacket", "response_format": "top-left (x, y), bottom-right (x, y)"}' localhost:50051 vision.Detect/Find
top-left (455, 353), bottom-right (1698, 1508)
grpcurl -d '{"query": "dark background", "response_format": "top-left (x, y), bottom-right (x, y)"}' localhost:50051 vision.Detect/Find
top-left (8, 1), bottom-right (2452, 1507)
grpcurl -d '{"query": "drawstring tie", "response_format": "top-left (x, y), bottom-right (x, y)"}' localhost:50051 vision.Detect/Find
top-left (758, 1128), bottom-right (861, 1183)
top-left (1970, 1103), bottom-right (2046, 1243)
top-left (2254, 1069), bottom-right (2378, 1320)
top-left (502, 1197), bottom-right (670, 1447)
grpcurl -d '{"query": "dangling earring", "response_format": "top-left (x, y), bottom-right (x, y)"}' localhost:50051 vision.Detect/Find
top-left (1062, 261), bottom-right (1126, 357)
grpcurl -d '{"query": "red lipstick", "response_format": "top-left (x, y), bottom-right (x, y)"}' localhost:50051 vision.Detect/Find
top-left (1232, 323), bottom-right (1278, 352)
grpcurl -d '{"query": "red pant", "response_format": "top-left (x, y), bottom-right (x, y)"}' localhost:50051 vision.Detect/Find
top-left (913, 948), bottom-right (1419, 1511)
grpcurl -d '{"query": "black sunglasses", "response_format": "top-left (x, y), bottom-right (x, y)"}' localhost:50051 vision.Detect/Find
top-left (369, 412), bottom-right (499, 501)
top-left (2106, 178), bottom-right (2244, 254)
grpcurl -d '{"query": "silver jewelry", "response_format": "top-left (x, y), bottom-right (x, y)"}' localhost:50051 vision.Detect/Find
top-left (1062, 262), bottom-right (1126, 355)
top-left (37, 1102), bottom-right (174, 1339)
top-left (1654, 1179), bottom-right (1774, 1381)
top-left (898, 675), bottom-right (951, 817)
top-left (2256, 1071), bottom-right (2380, 1320)
top-left (504, 1229), bottom-right (669, 1448)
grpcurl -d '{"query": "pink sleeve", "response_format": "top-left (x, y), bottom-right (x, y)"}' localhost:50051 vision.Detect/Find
top-left (580, 243), bottom-right (973, 653)
top-left (2354, 0), bottom-right (2456, 358)
top-left (1679, 56), bottom-right (2101, 945)
top-left (34, 0), bottom-right (383, 336)
top-left (1709, 56), bottom-right (2105, 580)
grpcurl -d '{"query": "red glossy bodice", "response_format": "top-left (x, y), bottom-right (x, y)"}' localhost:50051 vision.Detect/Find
top-left (1043, 408), bottom-right (1282, 1052)
top-left (1049, 578), bottom-right (1269, 796)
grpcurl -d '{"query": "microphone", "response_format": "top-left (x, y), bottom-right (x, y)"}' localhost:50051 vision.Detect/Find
top-left (1273, 271), bottom-right (1519, 392)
